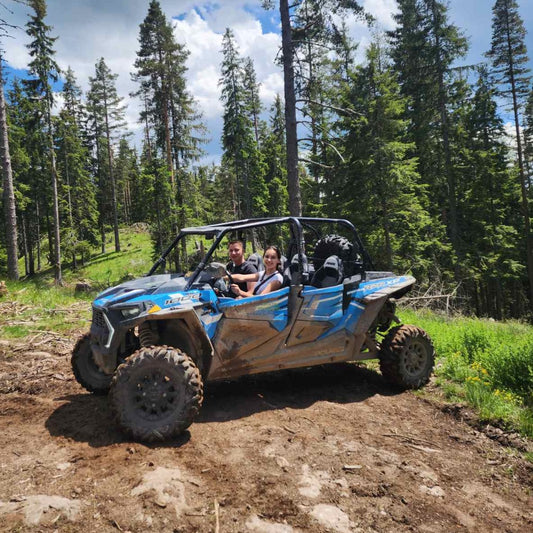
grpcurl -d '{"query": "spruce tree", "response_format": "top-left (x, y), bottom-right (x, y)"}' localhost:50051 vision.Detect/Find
top-left (57, 69), bottom-right (98, 267)
top-left (219, 28), bottom-right (267, 220)
top-left (87, 58), bottom-right (127, 253)
top-left (261, 95), bottom-right (289, 217)
top-left (487, 0), bottom-right (533, 309)
top-left (133, 0), bottom-right (205, 266)
top-left (0, 55), bottom-right (18, 279)
top-left (24, 0), bottom-right (62, 283)
top-left (337, 40), bottom-right (439, 278)
top-left (133, 0), bottom-right (175, 182)
top-left (7, 79), bottom-right (38, 275)
top-left (0, 0), bottom-right (20, 279)
top-left (524, 87), bottom-right (533, 180)
top-left (461, 66), bottom-right (523, 318)
top-left (243, 57), bottom-right (263, 145)
top-left (113, 139), bottom-right (139, 225)
top-left (389, 0), bottom-right (468, 280)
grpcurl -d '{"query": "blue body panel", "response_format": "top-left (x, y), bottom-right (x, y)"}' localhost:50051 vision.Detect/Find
top-left (89, 270), bottom-right (413, 380)
top-left (93, 274), bottom-right (411, 342)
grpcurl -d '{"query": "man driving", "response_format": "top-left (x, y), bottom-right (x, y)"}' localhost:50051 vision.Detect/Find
top-left (227, 240), bottom-right (257, 294)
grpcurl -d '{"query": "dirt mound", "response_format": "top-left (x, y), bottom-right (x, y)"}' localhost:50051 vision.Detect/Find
top-left (0, 337), bottom-right (531, 532)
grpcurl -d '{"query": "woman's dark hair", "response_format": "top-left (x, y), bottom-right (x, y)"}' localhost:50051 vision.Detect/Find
top-left (263, 245), bottom-right (282, 272)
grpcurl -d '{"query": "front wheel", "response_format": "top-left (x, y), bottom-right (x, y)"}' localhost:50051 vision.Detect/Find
top-left (379, 325), bottom-right (434, 389)
top-left (71, 333), bottom-right (112, 394)
top-left (109, 346), bottom-right (203, 442)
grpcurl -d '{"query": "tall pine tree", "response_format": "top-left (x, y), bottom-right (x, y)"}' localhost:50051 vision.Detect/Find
top-left (487, 0), bottom-right (533, 310)
top-left (87, 58), bottom-right (127, 253)
top-left (460, 66), bottom-right (523, 318)
top-left (25, 0), bottom-right (62, 282)
top-left (133, 0), bottom-right (205, 266)
top-left (337, 39), bottom-right (439, 279)
top-left (219, 28), bottom-right (267, 220)
top-left (0, 53), bottom-right (18, 279)
top-left (57, 69), bottom-right (98, 267)
top-left (389, 0), bottom-right (468, 279)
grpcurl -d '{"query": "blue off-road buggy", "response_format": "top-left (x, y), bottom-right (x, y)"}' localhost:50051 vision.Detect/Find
top-left (72, 217), bottom-right (434, 441)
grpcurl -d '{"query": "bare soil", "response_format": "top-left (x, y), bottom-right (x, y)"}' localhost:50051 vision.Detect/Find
top-left (0, 333), bottom-right (531, 533)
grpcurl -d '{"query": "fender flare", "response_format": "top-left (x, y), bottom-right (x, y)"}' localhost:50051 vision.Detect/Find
top-left (142, 307), bottom-right (214, 378)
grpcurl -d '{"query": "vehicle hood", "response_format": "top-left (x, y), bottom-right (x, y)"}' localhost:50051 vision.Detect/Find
top-left (93, 274), bottom-right (188, 307)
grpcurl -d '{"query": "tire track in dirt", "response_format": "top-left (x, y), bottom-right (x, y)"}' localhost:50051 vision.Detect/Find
top-left (0, 341), bottom-right (531, 532)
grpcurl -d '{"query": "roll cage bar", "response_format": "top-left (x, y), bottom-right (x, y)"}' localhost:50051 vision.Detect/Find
top-left (147, 217), bottom-right (373, 289)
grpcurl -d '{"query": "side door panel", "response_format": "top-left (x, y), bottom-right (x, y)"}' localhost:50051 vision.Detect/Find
top-left (286, 284), bottom-right (344, 348)
top-left (210, 288), bottom-right (290, 377)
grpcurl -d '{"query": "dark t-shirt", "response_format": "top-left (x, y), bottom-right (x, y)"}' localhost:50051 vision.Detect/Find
top-left (227, 261), bottom-right (257, 291)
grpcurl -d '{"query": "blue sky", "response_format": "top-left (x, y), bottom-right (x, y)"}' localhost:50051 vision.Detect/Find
top-left (1, 0), bottom-right (532, 162)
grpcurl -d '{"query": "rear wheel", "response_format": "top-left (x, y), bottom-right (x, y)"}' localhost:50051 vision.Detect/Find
top-left (109, 346), bottom-right (203, 442)
top-left (71, 333), bottom-right (112, 394)
top-left (379, 325), bottom-right (434, 389)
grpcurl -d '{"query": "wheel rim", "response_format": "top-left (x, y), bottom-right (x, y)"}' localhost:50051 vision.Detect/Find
top-left (132, 370), bottom-right (180, 421)
top-left (402, 339), bottom-right (427, 376)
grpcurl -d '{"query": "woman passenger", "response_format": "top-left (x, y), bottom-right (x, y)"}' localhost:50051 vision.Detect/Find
top-left (229, 246), bottom-right (283, 298)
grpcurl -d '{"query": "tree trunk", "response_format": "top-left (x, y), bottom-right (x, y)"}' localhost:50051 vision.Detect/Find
top-left (36, 198), bottom-right (41, 271)
top-left (0, 65), bottom-right (19, 280)
top-left (46, 108), bottom-right (62, 285)
top-left (21, 214), bottom-right (29, 276)
top-left (103, 85), bottom-right (120, 253)
top-left (502, 6), bottom-right (533, 313)
top-left (430, 1), bottom-right (459, 260)
top-left (280, 0), bottom-right (302, 216)
top-left (511, 80), bottom-right (533, 313)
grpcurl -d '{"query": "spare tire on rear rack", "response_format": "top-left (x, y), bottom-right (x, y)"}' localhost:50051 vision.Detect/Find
top-left (314, 234), bottom-right (357, 277)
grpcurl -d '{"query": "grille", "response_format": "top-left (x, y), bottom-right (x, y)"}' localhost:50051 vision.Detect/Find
top-left (92, 308), bottom-right (108, 330)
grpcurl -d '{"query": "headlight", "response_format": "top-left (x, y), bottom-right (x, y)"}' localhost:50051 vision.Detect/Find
top-left (120, 306), bottom-right (141, 318)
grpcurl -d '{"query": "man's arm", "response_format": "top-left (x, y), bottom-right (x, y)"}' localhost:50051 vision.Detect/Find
top-left (230, 272), bottom-right (259, 283)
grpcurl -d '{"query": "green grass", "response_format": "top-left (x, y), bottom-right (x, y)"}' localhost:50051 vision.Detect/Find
top-left (1, 227), bottom-right (154, 340)
top-left (15, 227), bottom-right (154, 288)
top-left (60, 228), bottom-right (153, 288)
top-left (399, 308), bottom-right (533, 438)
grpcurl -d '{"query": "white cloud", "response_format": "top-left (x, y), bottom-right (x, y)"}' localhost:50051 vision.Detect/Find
top-left (260, 72), bottom-right (284, 104)
top-left (363, 0), bottom-right (397, 29)
top-left (6, 0), bottom-right (527, 163)
top-left (1, 1), bottom-right (282, 161)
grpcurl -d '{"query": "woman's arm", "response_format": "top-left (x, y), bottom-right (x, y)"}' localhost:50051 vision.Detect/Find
top-left (259, 279), bottom-right (282, 295)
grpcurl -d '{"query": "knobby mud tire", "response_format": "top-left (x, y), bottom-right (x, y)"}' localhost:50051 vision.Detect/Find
top-left (313, 234), bottom-right (357, 276)
top-left (109, 346), bottom-right (203, 442)
top-left (379, 325), bottom-right (434, 389)
top-left (71, 333), bottom-right (112, 394)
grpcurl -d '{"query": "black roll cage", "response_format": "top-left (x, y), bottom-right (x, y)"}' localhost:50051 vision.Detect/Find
top-left (147, 217), bottom-right (373, 290)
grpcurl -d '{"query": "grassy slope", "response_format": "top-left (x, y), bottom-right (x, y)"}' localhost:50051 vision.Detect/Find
top-left (1, 228), bottom-right (153, 338)
top-left (399, 309), bottom-right (533, 439)
top-left (1, 226), bottom-right (532, 439)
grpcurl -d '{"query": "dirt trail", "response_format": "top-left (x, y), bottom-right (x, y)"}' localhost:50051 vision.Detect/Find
top-left (0, 335), bottom-right (531, 532)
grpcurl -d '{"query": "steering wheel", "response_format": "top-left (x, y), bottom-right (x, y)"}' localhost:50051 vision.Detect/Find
top-left (225, 268), bottom-right (234, 286)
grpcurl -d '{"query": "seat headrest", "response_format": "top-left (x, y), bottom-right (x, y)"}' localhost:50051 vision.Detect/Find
top-left (310, 255), bottom-right (343, 288)
top-left (324, 255), bottom-right (342, 272)
top-left (283, 253), bottom-right (309, 285)
top-left (290, 253), bottom-right (308, 270)
top-left (247, 252), bottom-right (264, 270)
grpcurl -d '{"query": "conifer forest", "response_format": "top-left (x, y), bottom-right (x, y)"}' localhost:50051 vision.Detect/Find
top-left (1, 0), bottom-right (533, 321)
